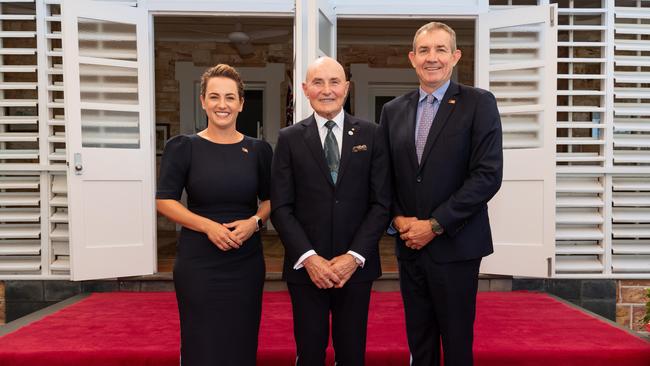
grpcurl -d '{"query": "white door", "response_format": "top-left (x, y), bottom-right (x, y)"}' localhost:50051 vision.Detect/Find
top-left (477, 5), bottom-right (558, 277)
top-left (63, 0), bottom-right (156, 280)
top-left (294, 0), bottom-right (336, 121)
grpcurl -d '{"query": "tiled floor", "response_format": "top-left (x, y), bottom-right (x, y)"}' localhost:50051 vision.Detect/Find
top-left (157, 231), bottom-right (398, 274)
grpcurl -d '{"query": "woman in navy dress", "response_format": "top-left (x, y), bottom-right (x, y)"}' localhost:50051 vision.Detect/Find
top-left (156, 64), bottom-right (272, 366)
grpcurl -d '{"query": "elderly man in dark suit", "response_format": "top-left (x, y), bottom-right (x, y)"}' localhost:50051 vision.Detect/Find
top-left (271, 56), bottom-right (391, 366)
top-left (379, 22), bottom-right (503, 366)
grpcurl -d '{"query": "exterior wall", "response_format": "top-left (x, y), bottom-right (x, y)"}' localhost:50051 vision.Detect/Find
top-left (513, 278), bottom-right (617, 321)
top-left (617, 280), bottom-right (650, 333)
top-left (0, 281), bottom-right (5, 325)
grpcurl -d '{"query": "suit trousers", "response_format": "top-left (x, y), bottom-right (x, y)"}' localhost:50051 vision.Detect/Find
top-left (399, 255), bottom-right (481, 366)
top-left (288, 281), bottom-right (373, 366)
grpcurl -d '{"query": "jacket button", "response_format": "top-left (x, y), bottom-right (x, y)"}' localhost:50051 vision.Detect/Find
top-left (335, 200), bottom-right (339, 204)
top-left (416, 176), bottom-right (422, 183)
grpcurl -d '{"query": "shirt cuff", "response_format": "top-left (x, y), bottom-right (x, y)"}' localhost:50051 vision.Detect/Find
top-left (386, 220), bottom-right (398, 236)
top-left (293, 250), bottom-right (316, 270)
top-left (347, 250), bottom-right (365, 268)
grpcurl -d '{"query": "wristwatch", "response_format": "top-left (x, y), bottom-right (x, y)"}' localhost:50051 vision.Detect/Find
top-left (428, 217), bottom-right (444, 235)
top-left (252, 215), bottom-right (263, 232)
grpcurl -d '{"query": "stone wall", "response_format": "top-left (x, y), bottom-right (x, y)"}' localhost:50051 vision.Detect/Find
top-left (513, 278), bottom-right (617, 321)
top-left (1, 279), bottom-right (176, 323)
top-left (617, 280), bottom-right (650, 334)
top-left (0, 281), bottom-right (5, 325)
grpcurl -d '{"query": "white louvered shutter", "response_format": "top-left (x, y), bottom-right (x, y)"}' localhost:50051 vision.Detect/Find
top-left (63, 0), bottom-right (155, 280)
top-left (478, 4), bottom-right (557, 277)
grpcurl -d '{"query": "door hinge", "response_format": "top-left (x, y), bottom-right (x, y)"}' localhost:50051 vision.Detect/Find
top-left (550, 7), bottom-right (555, 27)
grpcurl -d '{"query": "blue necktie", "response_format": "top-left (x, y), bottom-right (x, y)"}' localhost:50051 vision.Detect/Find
top-left (416, 94), bottom-right (436, 163)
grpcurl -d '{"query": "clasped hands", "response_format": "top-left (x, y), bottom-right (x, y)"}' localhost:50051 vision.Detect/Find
top-left (205, 217), bottom-right (258, 251)
top-left (304, 254), bottom-right (359, 289)
top-left (394, 216), bottom-right (436, 250)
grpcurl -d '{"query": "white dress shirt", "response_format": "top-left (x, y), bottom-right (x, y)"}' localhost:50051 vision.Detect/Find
top-left (294, 110), bottom-right (366, 270)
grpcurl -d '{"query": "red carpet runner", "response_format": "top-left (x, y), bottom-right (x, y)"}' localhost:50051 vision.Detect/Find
top-left (0, 291), bottom-right (649, 365)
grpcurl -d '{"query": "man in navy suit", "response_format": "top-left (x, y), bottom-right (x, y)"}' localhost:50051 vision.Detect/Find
top-left (379, 22), bottom-right (503, 366)
top-left (271, 57), bottom-right (391, 366)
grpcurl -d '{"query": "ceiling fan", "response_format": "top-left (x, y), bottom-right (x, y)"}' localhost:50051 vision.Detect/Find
top-left (187, 23), bottom-right (290, 57)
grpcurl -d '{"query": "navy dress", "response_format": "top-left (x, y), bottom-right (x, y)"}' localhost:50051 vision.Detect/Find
top-left (156, 134), bottom-right (272, 366)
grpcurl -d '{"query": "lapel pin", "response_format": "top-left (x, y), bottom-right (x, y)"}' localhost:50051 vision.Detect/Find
top-left (448, 99), bottom-right (456, 104)
top-left (242, 147), bottom-right (249, 154)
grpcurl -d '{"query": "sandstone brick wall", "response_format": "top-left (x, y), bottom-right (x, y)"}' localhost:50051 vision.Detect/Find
top-left (617, 280), bottom-right (650, 333)
top-left (0, 281), bottom-right (5, 325)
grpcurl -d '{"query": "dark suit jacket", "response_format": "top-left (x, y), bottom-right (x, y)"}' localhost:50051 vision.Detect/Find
top-left (379, 81), bottom-right (503, 263)
top-left (271, 112), bottom-right (391, 284)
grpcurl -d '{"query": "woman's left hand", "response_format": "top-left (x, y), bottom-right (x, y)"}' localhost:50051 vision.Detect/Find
top-left (223, 217), bottom-right (258, 244)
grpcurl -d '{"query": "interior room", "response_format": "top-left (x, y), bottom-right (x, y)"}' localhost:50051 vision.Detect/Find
top-left (153, 16), bottom-right (475, 274)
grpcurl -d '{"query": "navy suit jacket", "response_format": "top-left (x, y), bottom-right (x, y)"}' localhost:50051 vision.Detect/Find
top-left (271, 112), bottom-right (391, 284)
top-left (379, 81), bottom-right (503, 263)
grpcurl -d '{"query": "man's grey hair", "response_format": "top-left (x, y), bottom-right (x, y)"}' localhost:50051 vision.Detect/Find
top-left (412, 22), bottom-right (457, 52)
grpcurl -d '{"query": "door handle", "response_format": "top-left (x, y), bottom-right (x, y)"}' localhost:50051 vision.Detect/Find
top-left (74, 153), bottom-right (83, 175)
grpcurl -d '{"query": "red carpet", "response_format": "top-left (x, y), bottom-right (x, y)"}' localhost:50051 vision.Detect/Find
top-left (0, 291), bottom-right (649, 365)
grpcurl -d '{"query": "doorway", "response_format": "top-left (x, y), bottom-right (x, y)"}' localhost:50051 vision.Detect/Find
top-left (152, 15), bottom-right (293, 273)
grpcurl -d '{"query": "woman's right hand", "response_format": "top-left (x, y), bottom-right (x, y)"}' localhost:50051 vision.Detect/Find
top-left (204, 220), bottom-right (242, 251)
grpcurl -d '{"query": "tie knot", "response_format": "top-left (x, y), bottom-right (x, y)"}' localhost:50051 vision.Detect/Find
top-left (426, 94), bottom-right (436, 104)
top-left (325, 120), bottom-right (336, 130)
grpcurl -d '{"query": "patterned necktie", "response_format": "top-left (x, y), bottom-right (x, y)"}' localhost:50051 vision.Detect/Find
top-left (324, 120), bottom-right (340, 183)
top-left (416, 94), bottom-right (436, 163)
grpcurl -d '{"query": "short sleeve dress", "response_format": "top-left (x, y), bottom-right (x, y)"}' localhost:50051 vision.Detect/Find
top-left (156, 134), bottom-right (272, 366)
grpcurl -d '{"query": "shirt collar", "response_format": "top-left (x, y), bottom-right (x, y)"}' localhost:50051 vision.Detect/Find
top-left (418, 79), bottom-right (451, 103)
top-left (314, 109), bottom-right (345, 130)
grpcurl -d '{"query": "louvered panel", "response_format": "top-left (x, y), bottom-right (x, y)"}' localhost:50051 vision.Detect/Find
top-left (49, 195), bottom-right (67, 206)
top-left (555, 255), bottom-right (604, 273)
top-left (611, 175), bottom-right (650, 273)
top-left (615, 56), bottom-right (650, 67)
top-left (614, 23), bottom-right (650, 35)
top-left (52, 240), bottom-right (68, 255)
top-left (556, 226), bottom-right (604, 241)
top-left (613, 240), bottom-right (650, 254)
top-left (612, 225), bottom-right (650, 238)
top-left (50, 208), bottom-right (67, 223)
top-left (51, 174), bottom-right (66, 193)
top-left (556, 210), bottom-right (604, 224)
top-left (0, 240), bottom-right (40, 255)
top-left (50, 223), bottom-right (68, 241)
top-left (612, 176), bottom-right (650, 191)
top-left (0, 208), bottom-right (40, 222)
top-left (0, 169), bottom-right (42, 266)
top-left (0, 225), bottom-right (41, 239)
top-left (50, 256), bottom-right (68, 272)
top-left (554, 2), bottom-right (607, 169)
top-left (487, 19), bottom-right (546, 150)
top-left (555, 172), bottom-right (605, 274)
top-left (0, 173), bottom-right (41, 272)
top-left (0, 1), bottom-right (40, 167)
top-left (44, 2), bottom-right (66, 167)
top-left (76, 17), bottom-right (140, 150)
top-left (556, 242), bottom-right (604, 255)
top-left (49, 171), bottom-right (68, 274)
top-left (612, 193), bottom-right (650, 206)
top-left (614, 117), bottom-right (650, 131)
top-left (0, 192), bottom-right (39, 206)
top-left (614, 3), bottom-right (650, 168)
top-left (612, 256), bottom-right (650, 273)
top-left (613, 208), bottom-right (650, 222)
top-left (556, 176), bottom-right (603, 193)
top-left (0, 257), bottom-right (40, 273)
